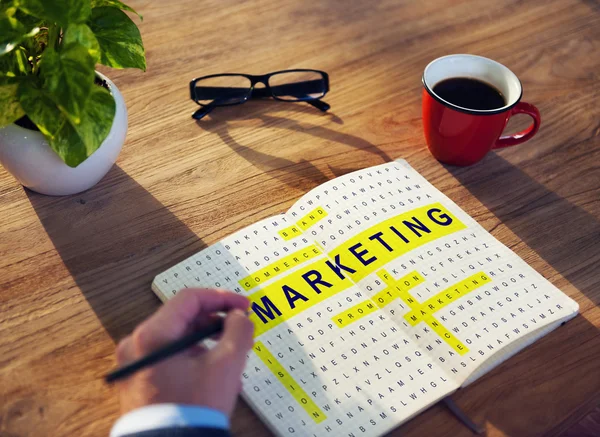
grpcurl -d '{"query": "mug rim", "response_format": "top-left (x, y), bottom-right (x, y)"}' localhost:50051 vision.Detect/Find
top-left (422, 54), bottom-right (523, 116)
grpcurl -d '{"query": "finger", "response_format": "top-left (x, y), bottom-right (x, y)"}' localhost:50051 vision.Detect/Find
top-left (187, 343), bottom-right (209, 358)
top-left (156, 289), bottom-right (249, 333)
top-left (133, 289), bottom-right (249, 353)
top-left (190, 313), bottom-right (228, 344)
top-left (214, 309), bottom-right (255, 361)
top-left (115, 335), bottom-right (135, 365)
top-left (190, 313), bottom-right (224, 333)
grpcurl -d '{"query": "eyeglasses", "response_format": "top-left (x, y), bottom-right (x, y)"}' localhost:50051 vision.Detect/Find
top-left (189, 69), bottom-right (330, 120)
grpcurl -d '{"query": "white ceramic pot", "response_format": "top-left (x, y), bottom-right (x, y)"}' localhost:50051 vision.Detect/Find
top-left (0, 71), bottom-right (127, 196)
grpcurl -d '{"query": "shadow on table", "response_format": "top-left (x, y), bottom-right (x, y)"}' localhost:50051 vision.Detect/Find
top-left (195, 100), bottom-right (392, 190)
top-left (446, 152), bottom-right (600, 306)
top-left (26, 165), bottom-right (207, 342)
top-left (581, 0), bottom-right (600, 13)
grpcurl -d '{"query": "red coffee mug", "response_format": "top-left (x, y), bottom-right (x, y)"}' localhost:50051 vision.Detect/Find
top-left (422, 54), bottom-right (541, 166)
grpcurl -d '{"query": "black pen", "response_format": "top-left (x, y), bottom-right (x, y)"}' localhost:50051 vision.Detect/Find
top-left (104, 318), bottom-right (225, 384)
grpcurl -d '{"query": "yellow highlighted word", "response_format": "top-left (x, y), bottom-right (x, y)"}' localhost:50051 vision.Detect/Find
top-left (253, 341), bottom-right (326, 424)
top-left (331, 271), bottom-right (425, 329)
top-left (328, 203), bottom-right (466, 283)
top-left (404, 272), bottom-right (491, 325)
top-left (296, 206), bottom-right (328, 231)
top-left (332, 300), bottom-right (378, 327)
top-left (278, 225), bottom-right (302, 241)
top-left (239, 245), bottom-right (323, 291)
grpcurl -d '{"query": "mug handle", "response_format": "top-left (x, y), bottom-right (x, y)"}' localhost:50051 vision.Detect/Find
top-left (493, 102), bottom-right (541, 149)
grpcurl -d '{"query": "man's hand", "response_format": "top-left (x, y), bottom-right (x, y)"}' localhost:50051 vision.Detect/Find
top-left (115, 289), bottom-right (254, 417)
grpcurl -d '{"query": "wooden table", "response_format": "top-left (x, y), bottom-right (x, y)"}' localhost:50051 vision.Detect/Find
top-left (1, 0), bottom-right (599, 435)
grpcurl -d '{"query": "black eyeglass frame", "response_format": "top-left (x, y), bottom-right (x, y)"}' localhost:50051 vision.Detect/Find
top-left (189, 69), bottom-right (330, 119)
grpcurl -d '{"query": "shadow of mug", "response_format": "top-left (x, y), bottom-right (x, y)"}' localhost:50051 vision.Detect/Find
top-left (445, 153), bottom-right (600, 306)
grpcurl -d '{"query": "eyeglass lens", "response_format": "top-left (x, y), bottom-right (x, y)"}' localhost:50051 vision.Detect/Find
top-left (194, 75), bottom-right (252, 106)
top-left (193, 71), bottom-right (327, 106)
top-left (268, 71), bottom-right (327, 101)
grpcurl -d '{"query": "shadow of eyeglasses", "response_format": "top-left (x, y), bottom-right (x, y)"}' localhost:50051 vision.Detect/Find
top-left (193, 100), bottom-right (392, 192)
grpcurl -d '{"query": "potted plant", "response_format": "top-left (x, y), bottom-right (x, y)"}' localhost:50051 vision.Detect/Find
top-left (0, 0), bottom-right (145, 195)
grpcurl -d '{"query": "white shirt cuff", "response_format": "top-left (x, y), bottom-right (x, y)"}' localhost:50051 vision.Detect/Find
top-left (110, 404), bottom-right (229, 437)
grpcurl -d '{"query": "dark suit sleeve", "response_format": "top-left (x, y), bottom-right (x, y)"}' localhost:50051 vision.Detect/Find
top-left (120, 427), bottom-right (230, 437)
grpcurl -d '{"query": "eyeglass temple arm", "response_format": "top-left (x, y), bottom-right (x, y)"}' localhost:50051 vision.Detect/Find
top-left (306, 99), bottom-right (330, 112)
top-left (192, 104), bottom-right (215, 120)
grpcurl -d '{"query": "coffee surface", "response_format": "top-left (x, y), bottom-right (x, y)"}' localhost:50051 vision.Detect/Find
top-left (433, 77), bottom-right (506, 110)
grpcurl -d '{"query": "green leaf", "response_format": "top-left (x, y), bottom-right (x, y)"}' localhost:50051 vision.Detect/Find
top-left (19, 80), bottom-right (116, 167)
top-left (0, 76), bottom-right (25, 126)
top-left (69, 85), bottom-right (115, 160)
top-left (40, 44), bottom-right (95, 124)
top-left (18, 0), bottom-right (91, 26)
top-left (90, 0), bottom-right (142, 20)
top-left (90, 7), bottom-right (145, 71)
top-left (0, 12), bottom-right (39, 56)
top-left (17, 79), bottom-right (65, 138)
top-left (0, 46), bottom-right (30, 76)
top-left (14, 8), bottom-right (45, 28)
top-left (63, 23), bottom-right (100, 63)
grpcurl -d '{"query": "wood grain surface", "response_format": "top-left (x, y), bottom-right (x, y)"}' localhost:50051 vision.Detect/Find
top-left (1, 0), bottom-right (599, 436)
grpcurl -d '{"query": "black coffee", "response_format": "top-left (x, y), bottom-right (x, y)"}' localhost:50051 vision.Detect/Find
top-left (433, 77), bottom-right (505, 110)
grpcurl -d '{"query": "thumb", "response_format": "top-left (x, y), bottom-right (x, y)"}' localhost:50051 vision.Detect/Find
top-left (215, 309), bottom-right (254, 360)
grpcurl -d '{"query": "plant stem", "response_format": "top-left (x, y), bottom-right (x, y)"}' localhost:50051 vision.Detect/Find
top-left (48, 24), bottom-right (60, 50)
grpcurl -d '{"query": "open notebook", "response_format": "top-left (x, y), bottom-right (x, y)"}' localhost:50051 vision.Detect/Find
top-left (153, 160), bottom-right (578, 437)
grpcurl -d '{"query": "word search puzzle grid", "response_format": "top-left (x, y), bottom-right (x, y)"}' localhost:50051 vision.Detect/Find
top-left (153, 160), bottom-right (578, 437)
